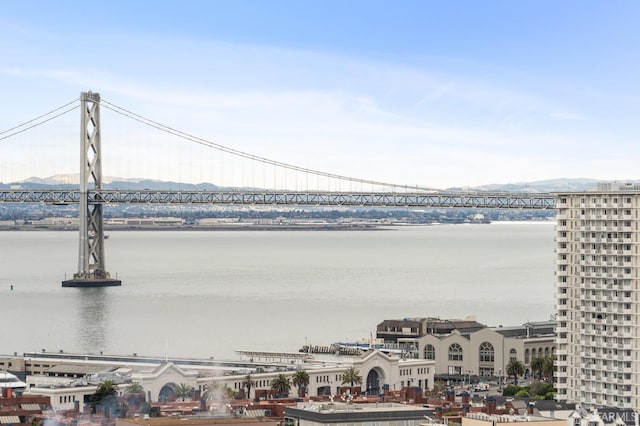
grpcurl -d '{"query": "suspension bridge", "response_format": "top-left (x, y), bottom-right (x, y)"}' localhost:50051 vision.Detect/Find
top-left (0, 92), bottom-right (557, 287)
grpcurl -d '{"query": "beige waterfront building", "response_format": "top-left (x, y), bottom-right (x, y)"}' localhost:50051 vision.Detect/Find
top-left (555, 183), bottom-right (640, 408)
top-left (414, 318), bottom-right (555, 381)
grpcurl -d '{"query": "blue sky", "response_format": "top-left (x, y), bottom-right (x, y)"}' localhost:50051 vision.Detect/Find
top-left (2, 1), bottom-right (640, 189)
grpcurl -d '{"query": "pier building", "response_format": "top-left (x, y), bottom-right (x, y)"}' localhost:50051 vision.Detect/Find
top-left (0, 350), bottom-right (434, 411)
top-left (374, 317), bottom-right (556, 382)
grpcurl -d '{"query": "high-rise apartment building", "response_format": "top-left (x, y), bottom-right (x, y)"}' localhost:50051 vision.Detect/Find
top-left (556, 183), bottom-right (639, 408)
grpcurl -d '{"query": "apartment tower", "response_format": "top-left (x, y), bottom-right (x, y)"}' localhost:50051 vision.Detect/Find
top-left (556, 183), bottom-right (639, 408)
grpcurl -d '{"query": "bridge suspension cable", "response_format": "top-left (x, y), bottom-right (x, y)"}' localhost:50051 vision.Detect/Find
top-left (100, 98), bottom-right (442, 193)
top-left (0, 98), bottom-right (80, 142)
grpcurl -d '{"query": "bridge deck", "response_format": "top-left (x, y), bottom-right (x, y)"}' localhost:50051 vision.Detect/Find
top-left (0, 189), bottom-right (556, 209)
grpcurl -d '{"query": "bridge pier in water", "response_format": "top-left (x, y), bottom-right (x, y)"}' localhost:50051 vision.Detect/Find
top-left (62, 92), bottom-right (121, 288)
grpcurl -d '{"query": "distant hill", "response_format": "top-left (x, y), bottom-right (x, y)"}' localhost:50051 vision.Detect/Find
top-left (447, 178), bottom-right (607, 193)
top-left (0, 175), bottom-right (221, 191)
top-left (1, 174), bottom-right (635, 192)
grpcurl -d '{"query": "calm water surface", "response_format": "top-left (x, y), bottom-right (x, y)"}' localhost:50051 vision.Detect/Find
top-left (0, 222), bottom-right (555, 359)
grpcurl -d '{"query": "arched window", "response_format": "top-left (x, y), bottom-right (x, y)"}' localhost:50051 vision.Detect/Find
top-left (424, 344), bottom-right (436, 360)
top-left (509, 348), bottom-right (517, 361)
top-left (448, 343), bottom-right (463, 361)
top-left (479, 342), bottom-right (494, 363)
top-left (544, 347), bottom-right (550, 357)
top-left (524, 348), bottom-right (530, 364)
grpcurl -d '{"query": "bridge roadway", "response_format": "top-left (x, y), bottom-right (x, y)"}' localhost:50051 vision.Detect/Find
top-left (0, 189), bottom-right (557, 209)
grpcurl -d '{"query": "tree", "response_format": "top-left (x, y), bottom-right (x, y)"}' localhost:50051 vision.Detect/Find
top-left (123, 381), bottom-right (146, 414)
top-left (242, 373), bottom-right (255, 399)
top-left (125, 382), bottom-right (144, 394)
top-left (530, 357), bottom-right (545, 380)
top-left (341, 367), bottom-right (363, 387)
top-left (501, 385), bottom-right (522, 396)
top-left (90, 379), bottom-right (118, 414)
top-left (174, 383), bottom-right (194, 401)
top-left (542, 356), bottom-right (555, 381)
top-left (528, 381), bottom-right (554, 397)
top-left (506, 359), bottom-right (525, 386)
top-left (271, 374), bottom-right (291, 398)
top-left (292, 370), bottom-right (310, 396)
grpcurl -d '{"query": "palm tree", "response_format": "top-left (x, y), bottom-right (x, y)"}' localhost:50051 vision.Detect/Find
top-left (292, 370), bottom-right (310, 396)
top-left (341, 367), bottom-right (363, 387)
top-left (542, 356), bottom-right (555, 381)
top-left (506, 359), bottom-right (525, 386)
top-left (90, 379), bottom-right (119, 414)
top-left (174, 383), bottom-right (194, 401)
top-left (271, 374), bottom-right (291, 398)
top-left (242, 373), bottom-right (255, 399)
top-left (124, 381), bottom-right (146, 408)
top-left (125, 382), bottom-right (144, 394)
top-left (530, 357), bottom-right (545, 380)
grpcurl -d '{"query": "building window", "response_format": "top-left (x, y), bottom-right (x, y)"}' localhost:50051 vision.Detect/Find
top-left (479, 342), bottom-right (494, 363)
top-left (479, 367), bottom-right (494, 377)
top-left (448, 343), bottom-right (463, 361)
top-left (509, 348), bottom-right (517, 361)
top-left (424, 344), bottom-right (435, 360)
top-left (448, 365), bottom-right (462, 375)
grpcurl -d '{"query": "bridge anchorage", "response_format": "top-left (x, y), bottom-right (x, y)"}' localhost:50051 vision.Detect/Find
top-left (62, 92), bottom-right (121, 288)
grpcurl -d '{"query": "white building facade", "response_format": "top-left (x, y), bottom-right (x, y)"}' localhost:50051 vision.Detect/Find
top-left (416, 322), bottom-right (555, 380)
top-left (555, 184), bottom-right (640, 408)
top-left (202, 350), bottom-right (435, 399)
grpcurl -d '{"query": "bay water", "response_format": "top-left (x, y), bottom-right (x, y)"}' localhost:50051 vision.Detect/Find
top-left (0, 222), bottom-right (555, 360)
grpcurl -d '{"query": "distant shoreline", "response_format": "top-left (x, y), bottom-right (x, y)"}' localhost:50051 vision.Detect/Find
top-left (0, 223), bottom-right (393, 232)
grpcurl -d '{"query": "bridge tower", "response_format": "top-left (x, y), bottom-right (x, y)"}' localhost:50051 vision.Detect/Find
top-left (62, 92), bottom-right (121, 287)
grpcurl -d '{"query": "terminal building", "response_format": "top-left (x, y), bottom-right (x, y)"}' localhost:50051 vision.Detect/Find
top-left (0, 349), bottom-right (434, 411)
top-left (376, 317), bottom-right (556, 381)
top-left (555, 183), bottom-right (640, 408)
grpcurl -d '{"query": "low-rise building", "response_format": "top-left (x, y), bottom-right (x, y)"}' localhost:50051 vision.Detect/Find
top-left (463, 412), bottom-right (565, 426)
top-left (5, 350), bottom-right (434, 410)
top-left (284, 401), bottom-right (432, 426)
top-left (0, 389), bottom-right (50, 425)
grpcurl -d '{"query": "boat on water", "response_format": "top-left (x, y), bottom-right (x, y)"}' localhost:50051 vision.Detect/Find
top-left (0, 371), bottom-right (27, 390)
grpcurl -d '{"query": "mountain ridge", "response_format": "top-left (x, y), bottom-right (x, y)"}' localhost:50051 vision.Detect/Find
top-left (1, 175), bottom-right (635, 192)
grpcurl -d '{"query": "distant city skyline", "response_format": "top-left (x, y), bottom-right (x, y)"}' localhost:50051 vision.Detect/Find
top-left (2, 1), bottom-right (640, 189)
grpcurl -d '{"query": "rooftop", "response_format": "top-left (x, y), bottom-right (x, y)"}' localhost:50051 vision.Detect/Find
top-left (285, 402), bottom-right (431, 422)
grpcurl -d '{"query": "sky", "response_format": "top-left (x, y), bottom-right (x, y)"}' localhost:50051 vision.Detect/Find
top-left (2, 1), bottom-right (640, 189)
